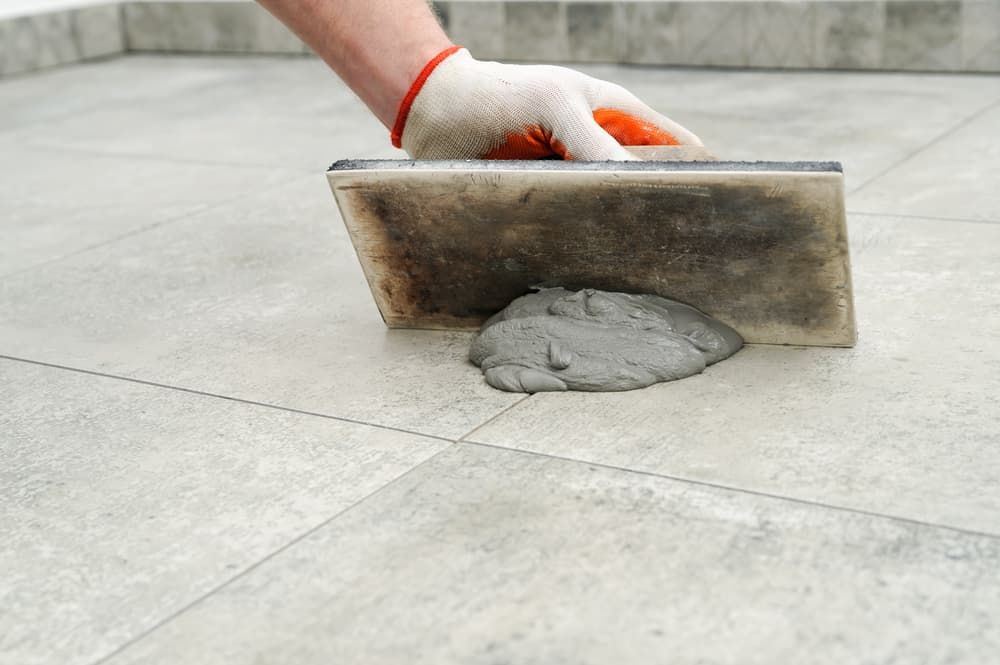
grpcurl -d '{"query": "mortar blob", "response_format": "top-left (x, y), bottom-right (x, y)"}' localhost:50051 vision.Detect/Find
top-left (469, 288), bottom-right (743, 393)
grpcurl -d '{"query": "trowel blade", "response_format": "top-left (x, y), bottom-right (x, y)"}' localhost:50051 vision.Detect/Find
top-left (326, 159), bottom-right (855, 347)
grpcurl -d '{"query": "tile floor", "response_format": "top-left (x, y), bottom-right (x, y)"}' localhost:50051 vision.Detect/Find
top-left (2, 55), bottom-right (999, 665)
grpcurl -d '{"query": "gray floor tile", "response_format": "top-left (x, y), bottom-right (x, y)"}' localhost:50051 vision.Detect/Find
top-left (851, 102), bottom-right (1000, 221)
top-left (0, 358), bottom-right (448, 665)
top-left (0, 176), bottom-right (523, 439)
top-left (468, 213), bottom-right (1000, 534)
top-left (104, 444), bottom-right (1000, 665)
top-left (0, 55), bottom-right (261, 135)
top-left (5, 54), bottom-right (393, 170)
top-left (576, 65), bottom-right (1000, 191)
top-left (0, 141), bottom-right (299, 276)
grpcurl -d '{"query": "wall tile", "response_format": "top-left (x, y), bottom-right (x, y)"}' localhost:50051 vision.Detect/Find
top-left (884, 0), bottom-right (961, 71)
top-left (814, 1), bottom-right (886, 69)
top-left (679, 1), bottom-right (748, 67)
top-left (125, 1), bottom-right (303, 54)
top-left (962, 0), bottom-right (1000, 71)
top-left (431, 1), bottom-right (450, 32)
top-left (621, 2), bottom-right (683, 65)
top-left (0, 17), bottom-right (42, 76)
top-left (447, 2), bottom-right (505, 60)
top-left (566, 2), bottom-right (616, 63)
top-left (72, 4), bottom-right (125, 60)
top-left (504, 2), bottom-right (567, 62)
top-left (747, 1), bottom-right (815, 68)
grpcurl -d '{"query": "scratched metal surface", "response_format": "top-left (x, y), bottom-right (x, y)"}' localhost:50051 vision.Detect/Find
top-left (326, 165), bottom-right (855, 347)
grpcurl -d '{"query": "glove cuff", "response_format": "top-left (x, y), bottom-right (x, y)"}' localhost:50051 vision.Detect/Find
top-left (391, 45), bottom-right (464, 149)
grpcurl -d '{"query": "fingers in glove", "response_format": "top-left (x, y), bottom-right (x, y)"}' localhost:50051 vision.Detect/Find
top-left (590, 81), bottom-right (703, 147)
top-left (551, 109), bottom-right (637, 161)
top-left (483, 126), bottom-right (569, 160)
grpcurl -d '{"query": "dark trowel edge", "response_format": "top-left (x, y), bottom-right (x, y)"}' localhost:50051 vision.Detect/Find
top-left (328, 159), bottom-right (843, 173)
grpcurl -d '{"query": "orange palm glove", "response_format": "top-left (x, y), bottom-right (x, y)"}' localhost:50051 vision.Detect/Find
top-left (392, 47), bottom-right (702, 161)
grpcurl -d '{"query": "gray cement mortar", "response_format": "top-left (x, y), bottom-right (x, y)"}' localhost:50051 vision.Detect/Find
top-left (469, 288), bottom-right (743, 393)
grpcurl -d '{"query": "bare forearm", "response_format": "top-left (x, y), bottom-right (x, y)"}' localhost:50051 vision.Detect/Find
top-left (257, 0), bottom-right (453, 128)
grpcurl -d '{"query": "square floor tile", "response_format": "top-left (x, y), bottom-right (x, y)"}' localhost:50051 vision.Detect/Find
top-left (0, 176), bottom-right (523, 439)
top-left (0, 358), bottom-right (448, 665)
top-left (851, 103), bottom-right (1000, 220)
top-left (7, 55), bottom-right (389, 171)
top-left (577, 66), bottom-right (1000, 191)
top-left (104, 444), bottom-right (1000, 665)
top-left (0, 141), bottom-right (299, 276)
top-left (468, 214), bottom-right (1000, 534)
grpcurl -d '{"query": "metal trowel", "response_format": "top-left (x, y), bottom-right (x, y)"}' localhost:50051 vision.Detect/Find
top-left (326, 147), bottom-right (855, 347)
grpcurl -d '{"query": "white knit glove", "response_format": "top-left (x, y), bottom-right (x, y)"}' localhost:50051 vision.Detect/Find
top-left (391, 47), bottom-right (702, 160)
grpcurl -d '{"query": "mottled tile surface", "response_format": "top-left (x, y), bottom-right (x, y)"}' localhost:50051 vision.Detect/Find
top-left (851, 103), bottom-right (1000, 220)
top-left (0, 359), bottom-right (448, 665)
top-left (470, 213), bottom-right (1000, 534)
top-left (746, 1), bottom-right (815, 68)
top-left (620, 2), bottom-right (683, 65)
top-left (884, 0), bottom-right (962, 70)
top-left (962, 0), bottom-right (1000, 71)
top-left (4, 55), bottom-right (389, 169)
top-left (106, 444), bottom-right (1000, 665)
top-left (0, 3), bottom-right (123, 77)
top-left (446, 2), bottom-right (506, 60)
top-left (0, 140), bottom-right (298, 276)
top-left (124, 1), bottom-right (303, 54)
top-left (566, 2), bottom-right (618, 63)
top-left (0, 176), bottom-right (523, 439)
top-left (814, 0), bottom-right (886, 69)
top-left (678, 1), bottom-right (747, 67)
top-left (581, 64), bottom-right (1000, 190)
top-left (3, 55), bottom-right (1000, 665)
top-left (504, 2), bottom-right (567, 62)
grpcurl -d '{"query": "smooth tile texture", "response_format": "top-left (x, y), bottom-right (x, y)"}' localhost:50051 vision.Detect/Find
top-left (470, 214), bottom-right (1000, 534)
top-left (0, 141), bottom-right (297, 276)
top-left (851, 103), bottom-right (1000, 220)
top-left (106, 444), bottom-right (1000, 665)
top-left (884, 0), bottom-right (962, 71)
top-left (0, 54), bottom-right (250, 134)
top-left (579, 64), bottom-right (1000, 191)
top-left (0, 358), bottom-right (448, 665)
top-left (0, 176), bottom-right (522, 438)
top-left (3, 55), bottom-right (392, 169)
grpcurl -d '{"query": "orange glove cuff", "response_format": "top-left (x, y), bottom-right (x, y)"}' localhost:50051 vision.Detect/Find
top-left (391, 45), bottom-right (463, 149)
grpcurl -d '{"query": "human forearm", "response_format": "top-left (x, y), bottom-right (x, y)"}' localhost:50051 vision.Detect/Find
top-left (256, 0), bottom-right (453, 128)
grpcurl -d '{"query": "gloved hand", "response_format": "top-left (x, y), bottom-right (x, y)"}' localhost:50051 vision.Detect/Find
top-left (392, 46), bottom-right (702, 161)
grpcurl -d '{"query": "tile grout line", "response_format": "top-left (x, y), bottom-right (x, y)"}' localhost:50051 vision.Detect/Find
top-left (457, 394), bottom-right (533, 442)
top-left (848, 98), bottom-right (1000, 196)
top-left (0, 354), bottom-right (455, 444)
top-left (82, 378), bottom-right (531, 663)
top-left (0, 170), bottom-right (317, 282)
top-left (846, 210), bottom-right (1000, 226)
top-left (86, 442), bottom-right (461, 665)
top-left (458, 440), bottom-right (1000, 543)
